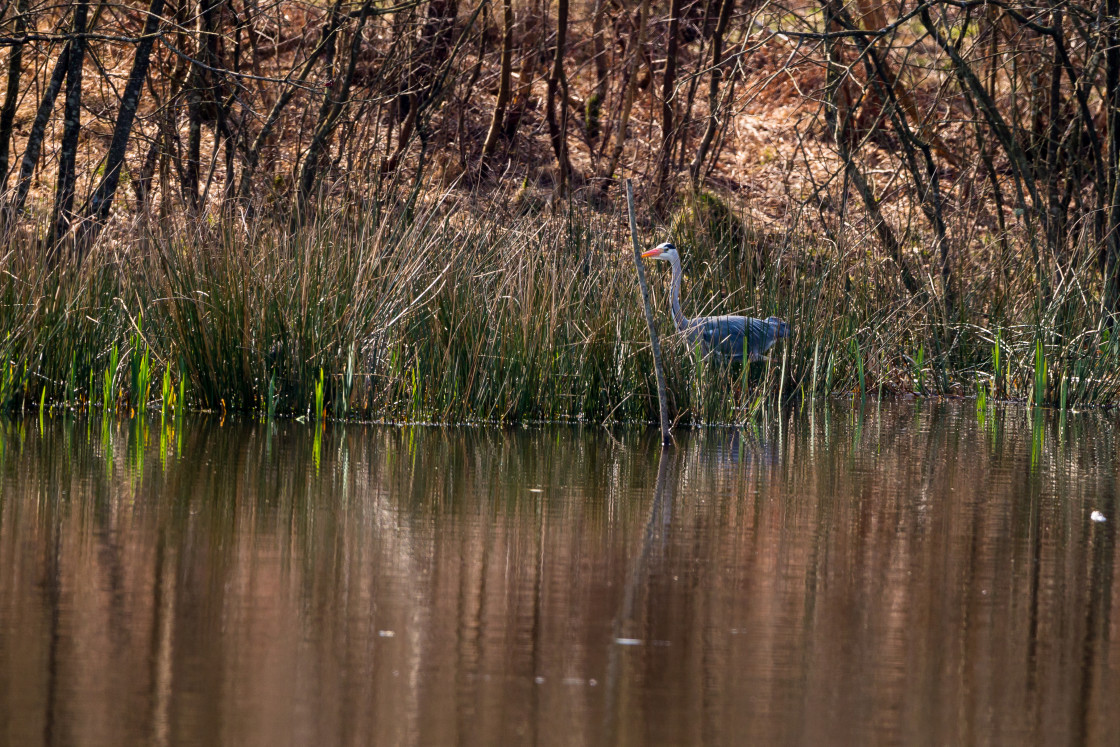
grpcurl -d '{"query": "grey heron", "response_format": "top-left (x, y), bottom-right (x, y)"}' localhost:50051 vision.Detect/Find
top-left (641, 241), bottom-right (791, 361)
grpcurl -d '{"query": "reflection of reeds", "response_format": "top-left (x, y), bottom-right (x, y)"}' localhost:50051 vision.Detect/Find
top-left (0, 193), bottom-right (1118, 423)
top-left (3, 406), bottom-right (1116, 743)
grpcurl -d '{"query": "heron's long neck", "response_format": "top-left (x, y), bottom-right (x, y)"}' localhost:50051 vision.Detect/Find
top-left (668, 254), bottom-right (689, 332)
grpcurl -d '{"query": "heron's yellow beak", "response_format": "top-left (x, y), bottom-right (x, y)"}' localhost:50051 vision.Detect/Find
top-left (641, 247), bottom-right (662, 258)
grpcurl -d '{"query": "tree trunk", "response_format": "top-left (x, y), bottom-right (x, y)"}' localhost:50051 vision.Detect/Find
top-left (918, 5), bottom-right (1038, 216)
top-left (480, 0), bottom-right (512, 159)
top-left (689, 0), bottom-right (733, 186)
top-left (1043, 10), bottom-right (1067, 265)
top-left (133, 129), bottom-right (162, 213)
top-left (503, 3), bottom-right (542, 141)
top-left (48, 0), bottom-right (89, 254)
top-left (456, 13), bottom-right (487, 169)
top-left (600, 0), bottom-right (650, 189)
top-left (420, 0), bottom-right (458, 67)
top-left (676, 0), bottom-right (714, 173)
top-left (585, 0), bottom-right (608, 143)
top-left (853, 0), bottom-right (958, 167)
top-left (296, 0), bottom-right (375, 219)
top-left (383, 93), bottom-right (418, 175)
top-left (192, 0), bottom-right (232, 211)
top-left (545, 0), bottom-right (571, 192)
top-left (1104, 0), bottom-right (1120, 314)
top-left (239, 0), bottom-right (346, 202)
top-left (182, 0), bottom-right (222, 210)
top-left (836, 0), bottom-right (952, 305)
top-left (10, 45), bottom-right (69, 216)
top-left (821, 0), bottom-right (918, 297)
top-left (655, 0), bottom-right (682, 200)
top-left (0, 0), bottom-right (29, 188)
top-left (77, 0), bottom-right (167, 256)
top-left (184, 78), bottom-right (202, 207)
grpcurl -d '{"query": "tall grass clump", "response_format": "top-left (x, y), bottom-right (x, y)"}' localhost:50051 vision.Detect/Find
top-left (0, 183), bottom-right (1118, 425)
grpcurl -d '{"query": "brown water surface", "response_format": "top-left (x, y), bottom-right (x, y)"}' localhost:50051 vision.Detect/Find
top-left (1, 403), bottom-right (1118, 745)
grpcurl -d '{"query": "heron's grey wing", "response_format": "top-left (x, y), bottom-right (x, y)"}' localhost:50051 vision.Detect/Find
top-left (745, 317), bottom-right (781, 360)
top-left (697, 316), bottom-right (748, 360)
top-left (698, 316), bottom-right (779, 360)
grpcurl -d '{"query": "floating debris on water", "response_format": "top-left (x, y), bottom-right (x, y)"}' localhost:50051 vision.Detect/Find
top-left (378, 630), bottom-right (396, 637)
top-left (614, 637), bottom-right (642, 645)
top-left (558, 677), bottom-right (598, 687)
top-left (1091, 511), bottom-right (1106, 523)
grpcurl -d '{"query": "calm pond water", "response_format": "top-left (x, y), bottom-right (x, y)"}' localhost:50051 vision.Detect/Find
top-left (1, 402), bottom-right (1118, 745)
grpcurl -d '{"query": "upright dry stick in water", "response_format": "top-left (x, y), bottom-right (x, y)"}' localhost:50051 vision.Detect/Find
top-left (625, 179), bottom-right (671, 445)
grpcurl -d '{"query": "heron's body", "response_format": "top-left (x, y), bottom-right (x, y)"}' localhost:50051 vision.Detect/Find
top-left (642, 242), bottom-right (790, 362)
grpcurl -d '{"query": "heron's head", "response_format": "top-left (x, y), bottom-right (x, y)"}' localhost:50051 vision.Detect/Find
top-left (767, 316), bottom-right (792, 339)
top-left (640, 241), bottom-right (679, 263)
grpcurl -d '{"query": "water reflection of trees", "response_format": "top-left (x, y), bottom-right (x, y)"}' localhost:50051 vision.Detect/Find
top-left (0, 406), bottom-right (1117, 744)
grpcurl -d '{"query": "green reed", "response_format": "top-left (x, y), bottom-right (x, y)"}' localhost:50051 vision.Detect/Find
top-left (314, 368), bottom-right (326, 423)
top-left (160, 367), bottom-right (172, 422)
top-left (1034, 338), bottom-right (1047, 407)
top-left (912, 345), bottom-right (925, 395)
top-left (131, 337), bottom-right (151, 415)
top-left (0, 186), bottom-right (1118, 424)
top-left (267, 371), bottom-right (277, 421)
top-left (178, 360), bottom-right (186, 416)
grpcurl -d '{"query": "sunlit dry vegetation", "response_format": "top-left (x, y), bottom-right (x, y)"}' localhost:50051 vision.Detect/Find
top-left (1, 0), bottom-right (1119, 422)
